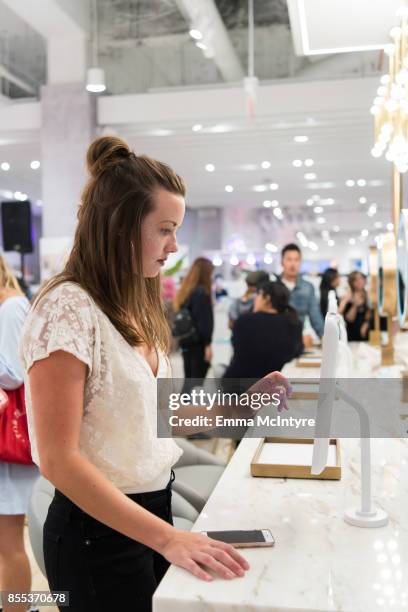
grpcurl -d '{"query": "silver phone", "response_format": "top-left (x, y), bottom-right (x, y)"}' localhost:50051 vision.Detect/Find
top-left (201, 528), bottom-right (275, 548)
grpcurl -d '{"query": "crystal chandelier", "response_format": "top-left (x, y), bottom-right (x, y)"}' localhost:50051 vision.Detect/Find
top-left (371, 5), bottom-right (408, 172)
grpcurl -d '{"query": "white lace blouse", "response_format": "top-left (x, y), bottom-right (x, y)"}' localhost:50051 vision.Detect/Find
top-left (20, 281), bottom-right (182, 493)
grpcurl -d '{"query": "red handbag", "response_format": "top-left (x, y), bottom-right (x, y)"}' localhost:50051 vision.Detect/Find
top-left (0, 385), bottom-right (34, 465)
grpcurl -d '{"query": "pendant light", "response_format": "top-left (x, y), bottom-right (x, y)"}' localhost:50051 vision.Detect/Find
top-left (86, 0), bottom-right (106, 93)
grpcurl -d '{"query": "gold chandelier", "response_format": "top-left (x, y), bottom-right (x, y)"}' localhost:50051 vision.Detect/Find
top-left (371, 5), bottom-right (408, 172)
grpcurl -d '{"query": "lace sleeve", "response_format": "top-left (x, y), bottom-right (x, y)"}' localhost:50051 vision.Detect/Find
top-left (21, 283), bottom-right (95, 374)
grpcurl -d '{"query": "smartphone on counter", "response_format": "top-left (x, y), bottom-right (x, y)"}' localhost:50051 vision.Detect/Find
top-left (201, 529), bottom-right (275, 548)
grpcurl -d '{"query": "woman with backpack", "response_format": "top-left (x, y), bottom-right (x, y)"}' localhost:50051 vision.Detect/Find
top-left (173, 258), bottom-right (214, 393)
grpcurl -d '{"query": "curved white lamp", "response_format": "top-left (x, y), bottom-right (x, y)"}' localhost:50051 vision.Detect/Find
top-left (311, 291), bottom-right (388, 528)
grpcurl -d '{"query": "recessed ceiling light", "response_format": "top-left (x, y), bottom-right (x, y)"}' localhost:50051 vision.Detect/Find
top-left (212, 255), bottom-right (223, 266)
top-left (361, 229), bottom-right (369, 237)
top-left (293, 159), bottom-right (303, 167)
top-left (229, 255), bottom-right (239, 266)
top-left (314, 206), bottom-right (323, 213)
top-left (225, 185), bottom-right (234, 193)
top-left (304, 159), bottom-right (314, 167)
top-left (246, 253), bottom-right (256, 265)
top-left (294, 135), bottom-right (309, 143)
top-left (195, 42), bottom-right (207, 51)
top-left (349, 238), bottom-right (356, 245)
top-left (333, 225), bottom-right (340, 232)
top-left (265, 242), bottom-right (278, 252)
top-left (357, 179), bottom-right (366, 187)
top-left (263, 200), bottom-right (273, 208)
top-left (192, 124), bottom-right (202, 132)
top-left (306, 198), bottom-right (314, 206)
top-left (387, 222), bottom-right (394, 231)
top-left (308, 241), bottom-right (318, 251)
top-left (1, 162), bottom-right (10, 171)
top-left (346, 179), bottom-right (355, 187)
top-left (189, 29), bottom-right (203, 40)
top-left (261, 160), bottom-right (271, 169)
top-left (271, 200), bottom-right (279, 207)
top-left (321, 230), bottom-right (330, 239)
top-left (359, 197), bottom-right (367, 204)
top-left (269, 182), bottom-right (279, 190)
top-left (304, 173), bottom-right (317, 180)
top-left (328, 239), bottom-right (335, 246)
top-left (273, 207), bottom-right (283, 219)
top-left (254, 184), bottom-right (268, 192)
top-left (30, 160), bottom-right (40, 170)
top-left (205, 163), bottom-right (215, 172)
top-left (321, 197), bottom-right (335, 205)
top-left (316, 217), bottom-right (326, 224)
top-left (264, 253), bottom-right (273, 264)
top-left (151, 129), bottom-right (173, 136)
top-left (374, 221), bottom-right (383, 229)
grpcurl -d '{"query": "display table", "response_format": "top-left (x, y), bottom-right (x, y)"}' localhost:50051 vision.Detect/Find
top-left (154, 436), bottom-right (407, 611)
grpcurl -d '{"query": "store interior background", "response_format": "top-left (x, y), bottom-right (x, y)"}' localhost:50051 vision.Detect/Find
top-left (0, 0), bottom-right (400, 291)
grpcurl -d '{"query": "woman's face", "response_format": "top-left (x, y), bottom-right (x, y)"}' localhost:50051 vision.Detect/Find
top-left (141, 188), bottom-right (185, 278)
top-left (353, 273), bottom-right (366, 291)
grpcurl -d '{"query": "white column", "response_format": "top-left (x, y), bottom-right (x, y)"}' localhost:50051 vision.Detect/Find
top-left (40, 83), bottom-right (96, 239)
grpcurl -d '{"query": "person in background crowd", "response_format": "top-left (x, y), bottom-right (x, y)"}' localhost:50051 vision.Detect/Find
top-left (174, 257), bottom-right (214, 393)
top-left (228, 270), bottom-right (269, 329)
top-left (339, 271), bottom-right (372, 341)
top-left (214, 274), bottom-right (228, 301)
top-left (0, 255), bottom-right (39, 612)
top-left (223, 281), bottom-right (303, 389)
top-left (277, 243), bottom-right (324, 338)
top-left (319, 267), bottom-right (340, 318)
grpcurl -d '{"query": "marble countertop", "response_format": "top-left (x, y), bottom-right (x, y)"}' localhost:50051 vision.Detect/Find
top-left (154, 437), bottom-right (408, 611)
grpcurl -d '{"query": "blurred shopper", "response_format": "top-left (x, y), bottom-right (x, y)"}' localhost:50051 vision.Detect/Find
top-left (214, 274), bottom-right (228, 301)
top-left (319, 267), bottom-right (340, 318)
top-left (223, 281), bottom-right (303, 387)
top-left (228, 270), bottom-right (269, 329)
top-left (0, 255), bottom-right (38, 612)
top-left (174, 257), bottom-right (214, 393)
top-left (20, 137), bottom-right (249, 611)
top-left (277, 243), bottom-right (324, 338)
top-left (339, 271), bottom-right (371, 341)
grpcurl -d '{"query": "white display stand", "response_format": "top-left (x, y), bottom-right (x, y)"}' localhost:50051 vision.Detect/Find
top-left (311, 291), bottom-right (389, 528)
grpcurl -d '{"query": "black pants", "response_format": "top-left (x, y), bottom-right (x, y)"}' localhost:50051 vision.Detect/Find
top-left (181, 342), bottom-right (209, 393)
top-left (43, 472), bottom-right (174, 612)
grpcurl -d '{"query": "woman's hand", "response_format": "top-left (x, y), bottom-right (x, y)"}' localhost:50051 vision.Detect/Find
top-left (160, 529), bottom-right (250, 581)
top-left (204, 345), bottom-right (213, 364)
top-left (247, 371), bottom-right (292, 412)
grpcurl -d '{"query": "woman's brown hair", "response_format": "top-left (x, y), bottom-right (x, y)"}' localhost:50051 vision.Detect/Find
top-left (35, 135), bottom-right (186, 352)
top-left (0, 254), bottom-right (23, 294)
top-left (174, 257), bottom-right (214, 311)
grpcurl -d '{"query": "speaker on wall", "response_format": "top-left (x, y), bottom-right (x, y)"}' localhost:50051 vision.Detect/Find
top-left (1, 201), bottom-right (33, 253)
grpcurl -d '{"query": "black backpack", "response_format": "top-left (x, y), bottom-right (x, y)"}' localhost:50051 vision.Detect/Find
top-left (172, 305), bottom-right (200, 346)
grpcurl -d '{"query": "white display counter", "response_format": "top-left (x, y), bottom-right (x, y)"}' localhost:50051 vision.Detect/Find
top-left (154, 436), bottom-right (407, 611)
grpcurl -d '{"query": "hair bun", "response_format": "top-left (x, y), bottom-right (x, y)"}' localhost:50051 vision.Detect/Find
top-left (86, 136), bottom-right (132, 177)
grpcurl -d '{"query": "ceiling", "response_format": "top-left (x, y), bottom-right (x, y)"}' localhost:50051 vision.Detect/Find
top-left (0, 0), bottom-right (399, 260)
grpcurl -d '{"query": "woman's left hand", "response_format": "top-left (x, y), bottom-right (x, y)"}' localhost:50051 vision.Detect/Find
top-left (247, 371), bottom-right (292, 412)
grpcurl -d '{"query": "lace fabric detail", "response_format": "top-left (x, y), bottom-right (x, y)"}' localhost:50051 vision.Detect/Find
top-left (20, 282), bottom-right (182, 491)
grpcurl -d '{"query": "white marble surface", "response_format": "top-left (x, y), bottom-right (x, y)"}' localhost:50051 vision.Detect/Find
top-left (154, 437), bottom-right (408, 611)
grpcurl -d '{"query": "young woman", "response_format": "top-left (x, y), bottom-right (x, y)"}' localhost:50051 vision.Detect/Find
top-left (338, 271), bottom-right (372, 341)
top-left (20, 137), bottom-right (250, 612)
top-left (223, 281), bottom-right (303, 386)
top-left (0, 256), bottom-right (39, 612)
top-left (173, 257), bottom-right (214, 393)
top-left (319, 267), bottom-right (340, 318)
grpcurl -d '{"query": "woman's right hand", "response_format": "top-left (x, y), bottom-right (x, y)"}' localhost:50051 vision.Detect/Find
top-left (160, 529), bottom-right (250, 581)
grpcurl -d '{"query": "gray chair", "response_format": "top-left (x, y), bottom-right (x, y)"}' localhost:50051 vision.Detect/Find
top-left (27, 476), bottom-right (199, 578)
top-left (173, 439), bottom-right (226, 512)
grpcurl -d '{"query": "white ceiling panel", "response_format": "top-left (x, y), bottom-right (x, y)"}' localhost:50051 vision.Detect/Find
top-left (288, 0), bottom-right (402, 55)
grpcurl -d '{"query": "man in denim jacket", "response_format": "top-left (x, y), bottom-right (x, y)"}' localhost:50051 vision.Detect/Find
top-left (277, 243), bottom-right (324, 338)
